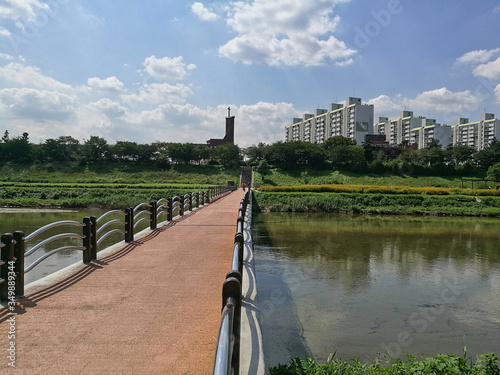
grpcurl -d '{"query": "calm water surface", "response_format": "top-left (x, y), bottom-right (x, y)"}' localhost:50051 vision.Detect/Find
top-left (252, 213), bottom-right (500, 367)
top-left (0, 208), bottom-right (148, 284)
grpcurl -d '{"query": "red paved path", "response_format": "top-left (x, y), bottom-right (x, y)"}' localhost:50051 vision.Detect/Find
top-left (1, 190), bottom-right (244, 374)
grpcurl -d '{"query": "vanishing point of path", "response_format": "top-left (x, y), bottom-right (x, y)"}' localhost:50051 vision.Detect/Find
top-left (1, 189), bottom-right (245, 374)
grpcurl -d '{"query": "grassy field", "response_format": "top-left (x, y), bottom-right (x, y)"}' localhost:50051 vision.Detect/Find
top-left (0, 163), bottom-right (240, 184)
top-left (254, 168), bottom-right (490, 189)
top-left (0, 164), bottom-right (240, 208)
top-left (253, 191), bottom-right (500, 216)
top-left (251, 168), bottom-right (500, 216)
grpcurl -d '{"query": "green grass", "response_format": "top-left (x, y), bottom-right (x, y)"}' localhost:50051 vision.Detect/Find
top-left (0, 164), bottom-right (239, 208)
top-left (252, 191), bottom-right (500, 216)
top-left (0, 185), bottom-right (208, 209)
top-left (270, 352), bottom-right (499, 375)
top-left (0, 163), bottom-right (240, 184)
top-left (254, 168), bottom-right (488, 189)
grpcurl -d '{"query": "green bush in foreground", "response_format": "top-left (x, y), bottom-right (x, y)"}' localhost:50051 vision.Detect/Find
top-left (270, 352), bottom-right (500, 375)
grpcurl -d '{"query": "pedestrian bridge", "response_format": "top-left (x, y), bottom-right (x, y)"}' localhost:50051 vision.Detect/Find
top-left (0, 189), bottom-right (264, 374)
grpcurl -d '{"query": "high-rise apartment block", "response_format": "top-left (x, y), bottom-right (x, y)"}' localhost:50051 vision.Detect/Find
top-left (374, 111), bottom-right (452, 149)
top-left (451, 113), bottom-right (500, 151)
top-left (285, 97), bottom-right (374, 145)
top-left (286, 98), bottom-right (500, 150)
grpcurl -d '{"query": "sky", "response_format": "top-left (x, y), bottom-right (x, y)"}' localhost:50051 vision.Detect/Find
top-left (1, 0), bottom-right (500, 148)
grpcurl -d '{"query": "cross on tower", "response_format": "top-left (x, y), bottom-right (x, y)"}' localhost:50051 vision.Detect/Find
top-left (227, 106), bottom-right (231, 117)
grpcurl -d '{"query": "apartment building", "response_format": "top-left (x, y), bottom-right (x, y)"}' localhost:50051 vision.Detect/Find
top-left (452, 113), bottom-right (500, 151)
top-left (374, 110), bottom-right (451, 148)
top-left (286, 99), bottom-right (499, 151)
top-left (285, 97), bottom-right (374, 145)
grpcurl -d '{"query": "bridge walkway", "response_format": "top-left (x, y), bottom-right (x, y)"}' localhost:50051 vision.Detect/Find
top-left (1, 189), bottom-right (245, 374)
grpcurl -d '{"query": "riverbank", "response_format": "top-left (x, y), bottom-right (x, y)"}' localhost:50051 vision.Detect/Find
top-left (270, 353), bottom-right (500, 374)
top-left (253, 191), bottom-right (500, 216)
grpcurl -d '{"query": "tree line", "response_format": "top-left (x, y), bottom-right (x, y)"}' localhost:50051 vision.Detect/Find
top-left (246, 137), bottom-right (500, 179)
top-left (0, 131), bottom-right (242, 169)
top-left (2, 130), bottom-right (500, 179)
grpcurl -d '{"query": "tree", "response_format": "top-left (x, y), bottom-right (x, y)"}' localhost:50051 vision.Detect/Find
top-left (486, 162), bottom-right (500, 180)
top-left (319, 137), bottom-right (367, 172)
top-left (255, 159), bottom-right (271, 178)
top-left (0, 134), bottom-right (33, 163)
top-left (215, 143), bottom-right (242, 169)
top-left (167, 143), bottom-right (200, 164)
top-left (446, 145), bottom-right (475, 166)
top-left (2, 130), bottom-right (9, 143)
top-left (41, 136), bottom-right (80, 162)
top-left (418, 147), bottom-right (445, 167)
top-left (82, 136), bottom-right (110, 163)
top-left (321, 136), bottom-right (357, 150)
top-left (327, 145), bottom-right (367, 172)
top-left (474, 138), bottom-right (500, 170)
top-left (111, 141), bottom-right (140, 161)
top-left (245, 142), bottom-right (267, 163)
top-left (266, 141), bottom-right (327, 170)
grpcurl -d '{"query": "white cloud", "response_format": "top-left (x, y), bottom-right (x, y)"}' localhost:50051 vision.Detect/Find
top-left (141, 55), bottom-right (196, 81)
top-left (87, 76), bottom-right (126, 93)
top-left (0, 0), bottom-right (49, 21)
top-left (191, 2), bottom-right (218, 22)
top-left (336, 58), bottom-right (354, 67)
top-left (0, 62), bottom-right (74, 92)
top-left (367, 95), bottom-right (402, 115)
top-left (495, 83), bottom-right (500, 103)
top-left (456, 48), bottom-right (500, 65)
top-left (0, 26), bottom-right (11, 36)
top-left (122, 83), bottom-right (194, 105)
top-left (219, 0), bottom-right (355, 66)
top-left (0, 87), bottom-right (77, 122)
top-left (407, 87), bottom-right (482, 114)
top-left (88, 98), bottom-right (127, 119)
top-left (369, 88), bottom-right (483, 119)
top-left (0, 53), bottom-right (14, 61)
top-left (473, 57), bottom-right (500, 80)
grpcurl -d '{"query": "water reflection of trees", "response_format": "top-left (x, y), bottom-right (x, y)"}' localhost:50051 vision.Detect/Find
top-left (256, 213), bottom-right (500, 293)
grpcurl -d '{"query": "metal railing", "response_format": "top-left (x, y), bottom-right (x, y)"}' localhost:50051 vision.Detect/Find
top-left (0, 185), bottom-right (236, 301)
top-left (213, 191), bottom-right (250, 375)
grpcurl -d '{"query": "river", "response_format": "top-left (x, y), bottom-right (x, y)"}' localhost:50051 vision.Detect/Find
top-left (252, 213), bottom-right (500, 368)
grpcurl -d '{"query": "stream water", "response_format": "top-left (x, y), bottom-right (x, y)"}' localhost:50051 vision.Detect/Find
top-left (252, 213), bottom-right (500, 368)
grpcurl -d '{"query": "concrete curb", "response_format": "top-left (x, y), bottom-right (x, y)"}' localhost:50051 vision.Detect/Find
top-left (239, 192), bottom-right (266, 375)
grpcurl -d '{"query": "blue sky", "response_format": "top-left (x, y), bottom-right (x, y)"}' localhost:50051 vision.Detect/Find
top-left (1, 0), bottom-right (500, 147)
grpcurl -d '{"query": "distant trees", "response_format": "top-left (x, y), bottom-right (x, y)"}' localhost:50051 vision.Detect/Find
top-left (2, 129), bottom-right (500, 176)
top-left (245, 136), bottom-right (500, 176)
top-left (0, 131), bottom-right (237, 169)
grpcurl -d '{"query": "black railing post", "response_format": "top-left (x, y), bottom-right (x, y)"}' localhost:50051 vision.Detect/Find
top-left (167, 198), bottom-right (173, 221)
top-left (82, 217), bottom-right (91, 264)
top-left (90, 216), bottom-right (97, 261)
top-left (189, 193), bottom-right (193, 212)
top-left (222, 277), bottom-right (242, 374)
top-left (13, 231), bottom-right (25, 298)
top-left (150, 201), bottom-right (157, 229)
top-left (129, 207), bottom-right (135, 242)
top-left (125, 208), bottom-right (132, 243)
top-left (0, 233), bottom-right (15, 302)
top-left (180, 196), bottom-right (185, 216)
top-left (195, 192), bottom-right (199, 208)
